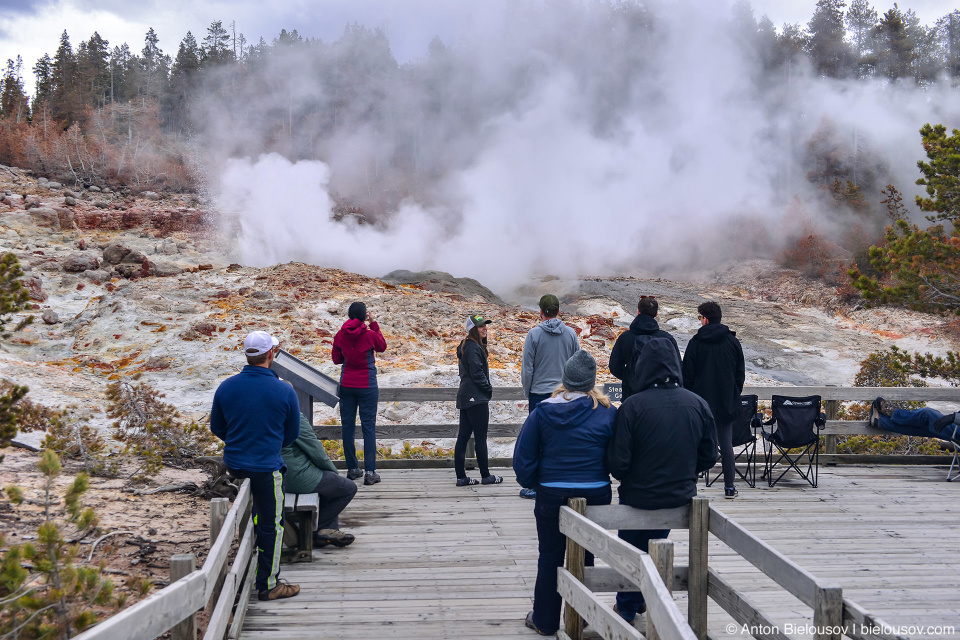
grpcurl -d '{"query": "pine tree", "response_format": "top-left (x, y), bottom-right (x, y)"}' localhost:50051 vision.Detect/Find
top-left (0, 57), bottom-right (28, 122)
top-left (167, 31), bottom-right (201, 134)
top-left (916, 123), bottom-right (960, 226)
top-left (139, 28), bottom-right (170, 103)
top-left (874, 4), bottom-right (915, 81)
top-left (939, 10), bottom-right (960, 78)
top-left (202, 20), bottom-right (235, 66)
top-left (0, 252), bottom-right (31, 455)
top-left (78, 32), bottom-right (110, 109)
top-left (846, 0), bottom-right (878, 76)
top-left (50, 30), bottom-right (81, 123)
top-left (808, 0), bottom-right (850, 77)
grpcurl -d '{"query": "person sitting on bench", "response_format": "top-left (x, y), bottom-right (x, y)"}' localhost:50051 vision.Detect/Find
top-left (282, 412), bottom-right (357, 548)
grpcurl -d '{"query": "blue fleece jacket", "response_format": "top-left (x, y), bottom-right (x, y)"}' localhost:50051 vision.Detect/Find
top-left (513, 393), bottom-right (616, 489)
top-left (210, 365), bottom-right (301, 472)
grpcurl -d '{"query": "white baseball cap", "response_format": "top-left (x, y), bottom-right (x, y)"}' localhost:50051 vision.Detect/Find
top-left (243, 331), bottom-right (279, 356)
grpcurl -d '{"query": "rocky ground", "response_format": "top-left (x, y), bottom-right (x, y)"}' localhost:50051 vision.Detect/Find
top-left (1, 162), bottom-right (959, 615)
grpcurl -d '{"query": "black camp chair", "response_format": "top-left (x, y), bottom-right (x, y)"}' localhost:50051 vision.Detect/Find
top-left (761, 395), bottom-right (826, 488)
top-left (705, 395), bottom-right (761, 488)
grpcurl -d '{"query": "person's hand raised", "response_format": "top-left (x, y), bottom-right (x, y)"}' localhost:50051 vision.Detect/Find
top-left (366, 312), bottom-right (375, 324)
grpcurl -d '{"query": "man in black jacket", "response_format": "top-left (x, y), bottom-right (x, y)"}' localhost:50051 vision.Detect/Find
top-left (605, 337), bottom-right (718, 624)
top-left (682, 301), bottom-right (745, 499)
top-left (608, 296), bottom-right (680, 402)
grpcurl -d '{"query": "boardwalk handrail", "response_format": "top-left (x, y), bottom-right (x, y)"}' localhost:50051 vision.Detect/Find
top-left (72, 479), bottom-right (253, 640)
top-left (312, 385), bottom-right (960, 467)
top-left (561, 497), bottom-right (907, 640)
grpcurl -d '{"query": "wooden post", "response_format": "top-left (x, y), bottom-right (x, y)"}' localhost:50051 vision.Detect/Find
top-left (209, 498), bottom-right (230, 613)
top-left (564, 498), bottom-right (587, 640)
top-left (688, 496), bottom-right (709, 640)
top-left (295, 388), bottom-right (313, 425)
top-left (824, 395), bottom-right (839, 463)
top-left (647, 539), bottom-right (675, 640)
top-left (465, 436), bottom-right (476, 470)
top-left (170, 554), bottom-right (197, 640)
top-left (814, 583), bottom-right (843, 640)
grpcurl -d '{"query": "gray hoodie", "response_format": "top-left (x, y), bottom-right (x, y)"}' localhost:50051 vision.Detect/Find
top-left (521, 318), bottom-right (581, 396)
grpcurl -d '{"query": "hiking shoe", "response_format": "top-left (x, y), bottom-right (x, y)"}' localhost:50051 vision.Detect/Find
top-left (258, 579), bottom-right (300, 601)
top-left (613, 604), bottom-right (636, 623)
top-left (934, 412), bottom-right (959, 433)
top-left (870, 397), bottom-right (894, 427)
top-left (524, 611), bottom-right (551, 635)
top-left (724, 486), bottom-right (738, 499)
top-left (314, 529), bottom-right (355, 548)
top-left (519, 488), bottom-right (537, 499)
top-left (363, 471), bottom-right (381, 485)
top-left (346, 468), bottom-right (363, 481)
top-left (481, 474), bottom-right (503, 485)
top-left (456, 477), bottom-right (479, 486)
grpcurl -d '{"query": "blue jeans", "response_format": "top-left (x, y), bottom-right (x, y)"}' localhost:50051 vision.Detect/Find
top-left (878, 407), bottom-right (945, 437)
top-left (528, 392), bottom-right (551, 414)
top-left (339, 386), bottom-right (378, 471)
top-left (615, 510), bottom-right (670, 619)
top-left (532, 484), bottom-right (612, 635)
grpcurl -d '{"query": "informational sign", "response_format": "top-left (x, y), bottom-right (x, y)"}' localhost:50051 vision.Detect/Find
top-left (271, 349), bottom-right (340, 408)
top-left (603, 383), bottom-right (622, 403)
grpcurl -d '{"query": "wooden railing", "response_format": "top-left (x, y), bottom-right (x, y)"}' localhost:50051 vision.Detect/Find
top-left (559, 497), bottom-right (907, 640)
top-left (73, 479), bottom-right (254, 640)
top-left (311, 386), bottom-right (960, 465)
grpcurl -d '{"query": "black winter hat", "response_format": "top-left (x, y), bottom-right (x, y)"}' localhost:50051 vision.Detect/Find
top-left (348, 302), bottom-right (367, 321)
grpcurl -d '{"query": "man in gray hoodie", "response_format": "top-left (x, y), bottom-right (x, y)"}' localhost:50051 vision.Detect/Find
top-left (519, 295), bottom-right (581, 499)
top-left (522, 295), bottom-right (582, 414)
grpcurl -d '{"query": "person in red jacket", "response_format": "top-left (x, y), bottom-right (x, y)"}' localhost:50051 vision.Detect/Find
top-left (332, 302), bottom-right (387, 485)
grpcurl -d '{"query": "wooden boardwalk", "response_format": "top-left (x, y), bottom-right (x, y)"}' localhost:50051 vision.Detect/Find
top-left (239, 466), bottom-right (960, 640)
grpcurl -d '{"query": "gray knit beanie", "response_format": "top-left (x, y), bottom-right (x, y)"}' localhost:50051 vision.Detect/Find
top-left (562, 350), bottom-right (597, 393)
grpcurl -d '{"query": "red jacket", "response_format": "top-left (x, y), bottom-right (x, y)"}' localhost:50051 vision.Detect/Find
top-left (332, 319), bottom-right (387, 388)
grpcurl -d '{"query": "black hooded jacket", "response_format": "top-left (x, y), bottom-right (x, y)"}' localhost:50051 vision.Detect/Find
top-left (456, 338), bottom-right (492, 409)
top-left (605, 337), bottom-right (718, 509)
top-left (608, 314), bottom-right (680, 401)
top-left (681, 322), bottom-right (745, 425)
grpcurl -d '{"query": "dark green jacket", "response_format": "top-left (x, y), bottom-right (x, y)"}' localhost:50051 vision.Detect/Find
top-left (281, 414), bottom-right (338, 494)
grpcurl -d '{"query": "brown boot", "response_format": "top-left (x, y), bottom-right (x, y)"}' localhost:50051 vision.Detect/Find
top-left (258, 579), bottom-right (300, 601)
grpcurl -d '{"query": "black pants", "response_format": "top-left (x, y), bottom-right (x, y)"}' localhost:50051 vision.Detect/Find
top-left (229, 467), bottom-right (284, 592)
top-left (718, 420), bottom-right (736, 488)
top-left (312, 470), bottom-right (358, 531)
top-left (455, 403), bottom-right (489, 479)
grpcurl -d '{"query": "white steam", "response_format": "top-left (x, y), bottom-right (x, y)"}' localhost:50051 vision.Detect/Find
top-left (210, 0), bottom-right (960, 293)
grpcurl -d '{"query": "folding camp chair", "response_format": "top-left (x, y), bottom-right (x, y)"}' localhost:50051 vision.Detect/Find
top-left (705, 395), bottom-right (761, 488)
top-left (761, 395), bottom-right (826, 488)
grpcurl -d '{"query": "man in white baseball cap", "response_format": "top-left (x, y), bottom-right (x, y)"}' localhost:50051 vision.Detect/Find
top-left (210, 330), bottom-right (300, 601)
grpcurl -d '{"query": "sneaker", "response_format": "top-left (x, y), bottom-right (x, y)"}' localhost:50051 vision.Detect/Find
top-left (314, 529), bottom-right (355, 548)
top-left (724, 486), bottom-right (738, 499)
top-left (258, 579), bottom-right (300, 601)
top-left (934, 412), bottom-right (958, 433)
top-left (346, 468), bottom-right (363, 481)
top-left (363, 471), bottom-right (381, 485)
top-left (481, 474), bottom-right (503, 485)
top-left (519, 488), bottom-right (537, 499)
top-left (870, 397), bottom-right (894, 427)
top-left (613, 604), bottom-right (636, 623)
top-left (524, 611), bottom-right (551, 635)
top-left (456, 477), bottom-right (479, 486)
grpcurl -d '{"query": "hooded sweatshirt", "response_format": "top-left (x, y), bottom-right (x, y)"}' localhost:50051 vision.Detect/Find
top-left (681, 322), bottom-right (745, 425)
top-left (608, 314), bottom-right (680, 400)
top-left (332, 318), bottom-right (387, 389)
top-left (521, 317), bottom-right (581, 396)
top-left (605, 337), bottom-right (718, 509)
top-left (513, 392), bottom-right (616, 488)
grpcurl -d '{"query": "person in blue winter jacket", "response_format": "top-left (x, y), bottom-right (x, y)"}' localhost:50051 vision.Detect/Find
top-left (210, 330), bottom-right (301, 602)
top-left (513, 350), bottom-right (616, 636)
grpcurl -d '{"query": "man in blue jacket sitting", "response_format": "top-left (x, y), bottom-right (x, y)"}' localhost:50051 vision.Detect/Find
top-left (210, 330), bottom-right (301, 601)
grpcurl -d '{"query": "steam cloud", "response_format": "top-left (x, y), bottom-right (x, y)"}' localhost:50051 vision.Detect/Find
top-left (207, 0), bottom-right (960, 293)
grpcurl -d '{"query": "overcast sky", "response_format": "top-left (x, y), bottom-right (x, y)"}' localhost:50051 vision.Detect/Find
top-left (0, 0), bottom-right (956, 88)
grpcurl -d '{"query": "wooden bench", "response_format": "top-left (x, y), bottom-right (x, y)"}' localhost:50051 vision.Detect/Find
top-left (281, 493), bottom-right (318, 563)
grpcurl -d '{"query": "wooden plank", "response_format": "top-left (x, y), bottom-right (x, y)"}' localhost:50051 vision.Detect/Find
top-left (556, 568), bottom-right (643, 640)
top-left (584, 565), bottom-right (689, 593)
top-left (202, 505), bottom-right (239, 602)
top-left (170, 554), bottom-right (197, 640)
top-left (707, 568), bottom-right (790, 640)
top-left (647, 540), bottom-right (675, 640)
top-left (228, 538), bottom-right (257, 639)
top-left (585, 504), bottom-right (690, 530)
top-left (557, 507), bottom-right (696, 640)
top-left (565, 498), bottom-right (587, 640)
top-left (688, 496), bottom-right (709, 640)
top-left (314, 423), bottom-right (523, 439)
top-left (814, 583), bottom-right (843, 640)
top-left (377, 387), bottom-right (526, 402)
top-left (708, 504), bottom-right (819, 608)
top-left (202, 572), bottom-right (237, 640)
top-left (742, 387), bottom-right (960, 402)
top-left (842, 599), bottom-right (910, 640)
top-left (71, 571), bottom-right (206, 640)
